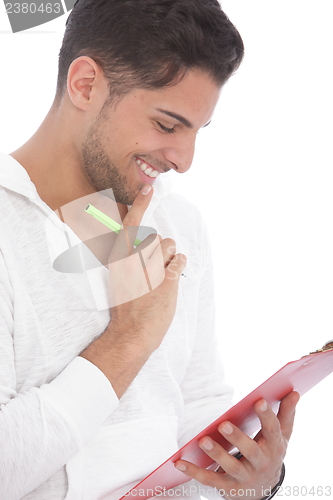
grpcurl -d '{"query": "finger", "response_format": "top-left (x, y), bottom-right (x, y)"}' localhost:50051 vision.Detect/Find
top-left (122, 185), bottom-right (153, 229)
top-left (137, 235), bottom-right (176, 265)
top-left (132, 233), bottom-right (162, 260)
top-left (143, 239), bottom-right (186, 290)
top-left (215, 422), bottom-right (265, 471)
top-left (139, 237), bottom-right (177, 291)
top-left (111, 185), bottom-right (154, 256)
top-left (174, 460), bottom-right (224, 489)
top-left (147, 252), bottom-right (186, 291)
top-left (164, 252), bottom-right (187, 281)
top-left (276, 391), bottom-right (300, 442)
top-left (156, 238), bottom-right (177, 267)
top-left (134, 236), bottom-right (176, 269)
top-left (198, 435), bottom-right (252, 482)
top-left (253, 399), bottom-right (283, 448)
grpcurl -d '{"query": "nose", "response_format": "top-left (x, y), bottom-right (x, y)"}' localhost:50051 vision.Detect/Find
top-left (164, 133), bottom-right (196, 174)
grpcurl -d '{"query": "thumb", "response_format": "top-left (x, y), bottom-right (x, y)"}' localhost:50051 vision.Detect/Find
top-left (277, 391), bottom-right (300, 442)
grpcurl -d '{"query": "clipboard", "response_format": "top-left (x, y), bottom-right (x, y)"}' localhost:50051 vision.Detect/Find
top-left (120, 341), bottom-right (333, 500)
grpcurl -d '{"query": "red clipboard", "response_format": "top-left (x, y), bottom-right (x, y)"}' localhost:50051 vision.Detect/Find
top-left (120, 343), bottom-right (333, 500)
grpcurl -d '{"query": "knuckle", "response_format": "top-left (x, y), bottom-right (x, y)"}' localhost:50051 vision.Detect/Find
top-left (163, 237), bottom-right (176, 248)
top-left (265, 418), bottom-right (281, 437)
top-left (240, 467), bottom-right (251, 483)
top-left (197, 470), bottom-right (218, 488)
top-left (143, 233), bottom-right (160, 247)
top-left (178, 253), bottom-right (187, 264)
top-left (276, 440), bottom-right (287, 458)
top-left (272, 423), bottom-right (282, 439)
top-left (228, 458), bottom-right (243, 477)
top-left (205, 476), bottom-right (219, 489)
top-left (257, 459), bottom-right (272, 479)
top-left (246, 444), bottom-right (262, 463)
top-left (122, 215), bottom-right (136, 227)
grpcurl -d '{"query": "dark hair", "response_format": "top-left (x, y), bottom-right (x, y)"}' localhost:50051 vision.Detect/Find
top-left (55, 0), bottom-right (244, 103)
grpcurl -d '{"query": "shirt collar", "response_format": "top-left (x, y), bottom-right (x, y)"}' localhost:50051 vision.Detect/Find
top-left (0, 151), bottom-right (40, 201)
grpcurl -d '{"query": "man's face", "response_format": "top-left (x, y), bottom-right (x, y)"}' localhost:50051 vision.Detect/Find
top-left (81, 69), bottom-right (221, 205)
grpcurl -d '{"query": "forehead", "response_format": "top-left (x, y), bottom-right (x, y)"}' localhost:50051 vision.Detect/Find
top-left (114, 69), bottom-right (222, 128)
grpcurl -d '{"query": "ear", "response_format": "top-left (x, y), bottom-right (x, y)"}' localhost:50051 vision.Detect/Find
top-left (66, 56), bottom-right (109, 111)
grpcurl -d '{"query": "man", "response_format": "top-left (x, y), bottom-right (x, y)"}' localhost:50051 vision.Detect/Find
top-left (0, 0), bottom-right (299, 499)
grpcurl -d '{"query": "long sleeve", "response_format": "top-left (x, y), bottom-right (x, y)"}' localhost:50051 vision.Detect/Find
top-left (0, 250), bottom-right (119, 500)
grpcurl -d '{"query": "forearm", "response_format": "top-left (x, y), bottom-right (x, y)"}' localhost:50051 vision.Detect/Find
top-left (80, 325), bottom-right (151, 398)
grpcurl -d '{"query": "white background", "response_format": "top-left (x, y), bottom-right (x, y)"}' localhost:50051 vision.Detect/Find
top-left (0, 0), bottom-right (332, 497)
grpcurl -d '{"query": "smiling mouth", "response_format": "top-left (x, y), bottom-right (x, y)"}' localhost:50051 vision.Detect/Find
top-left (135, 157), bottom-right (160, 178)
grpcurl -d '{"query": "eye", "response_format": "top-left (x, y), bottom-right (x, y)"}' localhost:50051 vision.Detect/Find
top-left (156, 121), bottom-right (176, 134)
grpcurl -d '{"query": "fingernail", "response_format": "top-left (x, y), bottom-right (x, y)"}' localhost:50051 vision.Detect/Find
top-left (260, 401), bottom-right (268, 412)
top-left (141, 185), bottom-right (152, 195)
top-left (175, 462), bottom-right (187, 471)
top-left (201, 438), bottom-right (213, 451)
top-left (221, 422), bottom-right (233, 435)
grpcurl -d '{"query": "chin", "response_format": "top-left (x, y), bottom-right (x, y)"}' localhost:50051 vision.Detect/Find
top-left (92, 181), bottom-right (138, 207)
top-left (110, 187), bottom-right (138, 207)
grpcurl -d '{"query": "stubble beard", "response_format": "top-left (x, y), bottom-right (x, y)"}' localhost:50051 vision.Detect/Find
top-left (81, 115), bottom-right (137, 206)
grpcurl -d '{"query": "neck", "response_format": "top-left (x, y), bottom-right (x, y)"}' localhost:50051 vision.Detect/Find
top-left (10, 100), bottom-right (129, 265)
top-left (10, 99), bottom-right (129, 223)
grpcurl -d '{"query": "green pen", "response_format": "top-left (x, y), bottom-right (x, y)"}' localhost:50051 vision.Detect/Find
top-left (84, 204), bottom-right (142, 246)
top-left (84, 203), bottom-right (186, 276)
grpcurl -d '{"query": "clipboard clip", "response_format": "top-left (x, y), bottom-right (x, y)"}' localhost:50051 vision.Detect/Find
top-left (309, 340), bottom-right (333, 355)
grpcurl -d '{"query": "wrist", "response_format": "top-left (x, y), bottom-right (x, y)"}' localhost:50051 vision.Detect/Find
top-left (80, 326), bottom-right (150, 398)
top-left (259, 462), bottom-right (285, 500)
top-left (220, 452), bottom-right (285, 500)
top-left (107, 317), bottom-right (164, 355)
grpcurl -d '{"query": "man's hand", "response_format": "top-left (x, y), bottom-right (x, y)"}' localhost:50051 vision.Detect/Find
top-left (107, 184), bottom-right (186, 353)
top-left (174, 391), bottom-right (300, 500)
top-left (80, 185), bottom-right (187, 397)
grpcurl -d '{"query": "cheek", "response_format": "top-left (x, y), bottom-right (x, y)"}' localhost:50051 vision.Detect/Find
top-left (129, 129), bottom-right (165, 153)
top-left (106, 115), bottom-right (165, 156)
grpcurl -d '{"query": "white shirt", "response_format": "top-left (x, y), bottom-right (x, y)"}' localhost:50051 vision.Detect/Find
top-left (0, 152), bottom-right (233, 500)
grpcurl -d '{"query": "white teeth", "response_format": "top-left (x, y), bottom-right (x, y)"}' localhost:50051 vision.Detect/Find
top-left (138, 160), bottom-right (160, 178)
